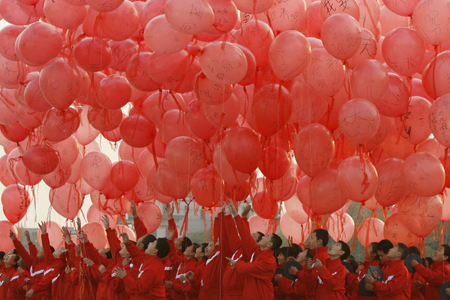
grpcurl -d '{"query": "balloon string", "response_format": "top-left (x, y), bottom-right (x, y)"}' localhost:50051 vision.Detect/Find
top-left (201, 209), bottom-right (209, 242)
top-left (350, 204), bottom-right (364, 252)
top-left (179, 199), bottom-right (192, 237)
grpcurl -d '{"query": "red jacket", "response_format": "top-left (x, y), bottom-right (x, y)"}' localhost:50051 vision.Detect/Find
top-left (122, 255), bottom-right (166, 299)
top-left (167, 240), bottom-right (198, 300)
top-left (7, 268), bottom-right (29, 300)
top-left (165, 218), bottom-right (178, 300)
top-left (234, 215), bottom-right (277, 300)
top-left (410, 271), bottom-right (425, 300)
top-left (0, 266), bottom-right (18, 298)
top-left (415, 261), bottom-right (450, 299)
top-left (134, 216), bottom-right (148, 241)
top-left (305, 259), bottom-right (347, 300)
top-left (277, 269), bottom-right (307, 300)
top-left (347, 260), bottom-right (380, 300)
top-left (372, 260), bottom-right (411, 300)
top-left (184, 260), bottom-right (206, 300)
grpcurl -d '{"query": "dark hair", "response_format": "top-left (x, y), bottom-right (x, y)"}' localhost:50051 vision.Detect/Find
top-left (348, 259), bottom-right (358, 273)
top-left (443, 245), bottom-right (450, 263)
top-left (291, 244), bottom-right (302, 258)
top-left (270, 234), bottom-right (282, 251)
top-left (105, 250), bottom-right (113, 260)
top-left (425, 257), bottom-right (433, 267)
top-left (277, 247), bottom-right (297, 259)
top-left (397, 243), bottom-right (409, 260)
top-left (256, 232), bottom-right (265, 243)
top-left (377, 239), bottom-right (394, 254)
top-left (155, 238), bottom-right (171, 259)
top-left (313, 229), bottom-right (329, 247)
top-left (369, 242), bottom-right (380, 261)
top-left (142, 234), bottom-right (157, 251)
top-left (338, 241), bottom-right (350, 261)
top-left (50, 246), bottom-right (55, 254)
top-left (180, 237), bottom-right (192, 253)
top-left (305, 248), bottom-right (313, 260)
top-left (409, 246), bottom-right (420, 256)
top-left (0, 251), bottom-right (5, 260)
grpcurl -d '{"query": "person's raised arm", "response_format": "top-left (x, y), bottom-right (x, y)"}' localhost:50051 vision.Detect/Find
top-left (102, 215), bottom-right (121, 260)
top-left (24, 231), bottom-right (38, 259)
top-left (166, 203), bottom-right (179, 239)
top-left (10, 230), bottom-right (33, 268)
top-left (223, 207), bottom-right (242, 255)
top-left (228, 201), bottom-right (258, 262)
top-left (166, 227), bottom-right (182, 268)
top-left (122, 233), bottom-right (145, 266)
top-left (131, 201), bottom-right (148, 240)
top-left (79, 231), bottom-right (110, 267)
top-left (39, 222), bottom-right (52, 260)
top-left (414, 260), bottom-right (450, 286)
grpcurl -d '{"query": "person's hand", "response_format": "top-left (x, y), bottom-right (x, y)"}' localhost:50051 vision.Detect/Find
top-left (288, 236), bottom-right (293, 247)
top-left (165, 281), bottom-right (173, 289)
top-left (410, 259), bottom-right (419, 268)
top-left (24, 231), bottom-right (31, 244)
top-left (9, 230), bottom-right (16, 241)
top-left (75, 244), bottom-right (81, 257)
top-left (121, 232), bottom-right (130, 244)
top-left (131, 201), bottom-right (138, 218)
top-left (315, 259), bottom-right (322, 269)
top-left (76, 217), bottom-right (82, 233)
top-left (228, 200), bottom-right (239, 217)
top-left (65, 266), bottom-right (71, 274)
top-left (364, 283), bottom-right (374, 291)
top-left (166, 204), bottom-right (174, 220)
top-left (61, 227), bottom-right (71, 245)
top-left (226, 257), bottom-right (237, 269)
top-left (356, 264), bottom-right (364, 274)
top-left (241, 204), bottom-right (251, 218)
top-left (122, 257), bottom-right (131, 266)
top-left (25, 289), bottom-right (34, 298)
top-left (289, 266), bottom-right (298, 275)
top-left (98, 265), bottom-right (107, 274)
top-left (115, 267), bottom-right (127, 279)
top-left (18, 268), bottom-right (24, 274)
top-left (79, 231), bottom-right (88, 244)
top-left (274, 274), bottom-right (283, 281)
top-left (372, 271), bottom-right (379, 279)
top-left (83, 258), bottom-right (94, 267)
top-left (3, 277), bottom-right (10, 284)
top-left (186, 271), bottom-right (194, 282)
top-left (413, 280), bottom-right (423, 290)
top-left (346, 268), bottom-right (349, 274)
top-left (101, 215), bottom-right (110, 229)
top-left (446, 287), bottom-right (450, 296)
top-left (366, 274), bottom-right (375, 284)
top-left (179, 275), bottom-right (187, 283)
top-left (38, 222), bottom-right (47, 235)
top-left (306, 258), bottom-right (313, 270)
top-left (167, 227), bottom-right (175, 241)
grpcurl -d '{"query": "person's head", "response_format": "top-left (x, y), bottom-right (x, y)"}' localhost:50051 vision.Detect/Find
top-left (119, 243), bottom-right (130, 258)
top-left (377, 239), bottom-right (394, 264)
top-left (137, 234), bottom-right (156, 251)
top-left (0, 251), bottom-right (5, 265)
top-left (296, 248), bottom-right (313, 265)
top-left (251, 231), bottom-right (265, 243)
top-left (53, 247), bottom-right (65, 258)
top-left (276, 247), bottom-right (296, 266)
top-left (17, 257), bottom-right (26, 269)
top-left (145, 238), bottom-right (170, 259)
top-left (3, 250), bottom-right (20, 268)
top-left (204, 242), bottom-right (215, 258)
top-left (310, 229), bottom-right (329, 250)
top-left (175, 236), bottom-right (192, 253)
top-left (425, 257), bottom-right (433, 268)
top-left (194, 243), bottom-right (207, 261)
top-left (387, 243), bottom-right (408, 261)
top-left (183, 244), bottom-right (196, 259)
top-left (258, 233), bottom-right (282, 251)
top-left (328, 241), bottom-right (350, 260)
top-left (366, 242), bottom-right (380, 262)
top-left (433, 244), bottom-right (450, 263)
top-left (409, 246), bottom-right (420, 256)
top-left (291, 244), bottom-right (302, 258)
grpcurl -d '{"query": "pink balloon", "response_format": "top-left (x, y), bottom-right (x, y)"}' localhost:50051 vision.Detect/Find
top-left (50, 183), bottom-right (83, 220)
top-left (429, 94), bottom-right (450, 147)
top-left (141, 90), bottom-right (186, 126)
top-left (321, 0), bottom-right (360, 20)
top-left (398, 193), bottom-right (443, 237)
top-left (185, 100), bottom-right (218, 140)
top-left (302, 48), bottom-right (344, 96)
top-left (285, 194), bottom-right (309, 224)
top-left (395, 96), bottom-right (431, 145)
top-left (157, 161), bottom-right (191, 199)
top-left (203, 93), bottom-right (239, 128)
top-left (82, 222), bottom-right (107, 249)
top-left (248, 215), bottom-right (270, 235)
top-left (321, 14), bottom-right (362, 61)
top-left (43, 0), bottom-right (87, 29)
top-left (357, 218), bottom-right (385, 247)
top-left (116, 225), bottom-right (136, 242)
top-left (86, 0), bottom-right (123, 12)
top-left (0, 121), bottom-right (30, 143)
top-left (88, 107), bottom-right (123, 132)
top-left (384, 213), bottom-right (420, 247)
top-left (213, 144), bottom-right (250, 185)
top-left (41, 108), bottom-right (80, 142)
top-left (160, 109), bottom-right (189, 144)
top-left (337, 156), bottom-right (378, 202)
top-left (222, 127), bottom-right (262, 174)
top-left (237, 20), bottom-right (274, 67)
top-left (23, 77), bottom-right (52, 113)
top-left (289, 80), bottom-right (329, 126)
top-left (351, 60), bottom-right (389, 104)
top-left (74, 38), bottom-right (112, 72)
top-left (293, 123), bottom-right (335, 178)
top-left (7, 149), bottom-right (41, 186)
top-left (190, 167), bottom-right (224, 207)
top-left (417, 137), bottom-right (446, 158)
top-left (73, 106), bottom-right (100, 146)
top-left (108, 40), bottom-right (138, 72)
top-left (381, 119), bottom-right (415, 159)
top-left (374, 158), bottom-right (409, 207)
top-left (326, 213), bottom-right (355, 243)
top-left (16, 104), bottom-right (45, 130)
top-left (382, 28), bottom-right (425, 77)
top-left (51, 136), bottom-right (79, 168)
top-left (126, 52), bottom-right (162, 92)
top-left (37, 221), bottom-right (62, 248)
top-left (120, 115), bottom-right (156, 148)
top-left (347, 28), bottom-right (377, 69)
top-left (194, 73), bottom-right (233, 105)
top-left (134, 176), bottom-right (154, 202)
top-left (365, 114), bottom-right (391, 151)
top-left (310, 169), bottom-right (347, 215)
top-left (266, 166), bottom-right (297, 201)
top-left (165, 0), bottom-right (214, 34)
top-left (379, 6), bottom-right (409, 37)
top-left (413, 0), bottom-right (450, 45)
top-left (0, 0), bottom-right (40, 25)
top-left (441, 189), bottom-right (450, 221)
top-left (1, 184), bottom-right (30, 218)
top-left (0, 155), bottom-right (15, 187)
top-left (165, 136), bottom-right (205, 175)
top-left (110, 160), bottom-right (140, 192)
top-left (0, 89), bottom-right (18, 126)
top-left (338, 98), bottom-right (380, 144)
top-left (0, 54), bottom-right (26, 89)
top-left (0, 221), bottom-right (17, 251)
top-left (118, 141), bottom-right (146, 164)
top-left (136, 201), bottom-right (162, 233)
top-left (140, 0), bottom-right (165, 27)
top-left (403, 152), bottom-right (445, 197)
top-left (87, 205), bottom-right (118, 228)
top-left (81, 152), bottom-right (112, 191)
top-left (42, 163), bottom-right (72, 188)
top-left (148, 51), bottom-right (190, 84)
top-left (102, 1), bottom-right (139, 41)
top-left (280, 214), bottom-right (310, 244)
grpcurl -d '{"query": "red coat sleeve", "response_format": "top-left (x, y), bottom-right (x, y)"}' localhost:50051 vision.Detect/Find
top-left (315, 264), bottom-right (346, 290)
top-left (106, 228), bottom-right (121, 262)
top-left (28, 242), bottom-right (38, 258)
top-left (83, 242), bottom-right (111, 267)
top-left (133, 216), bottom-right (147, 240)
top-left (278, 276), bottom-right (306, 297)
top-left (125, 242), bottom-right (146, 267)
top-left (372, 267), bottom-right (409, 296)
top-left (224, 215), bottom-right (242, 255)
top-left (42, 233), bottom-right (52, 260)
top-left (13, 239), bottom-right (33, 269)
top-left (30, 269), bottom-right (54, 294)
top-left (235, 257), bottom-right (275, 279)
top-left (415, 264), bottom-right (450, 286)
top-left (102, 267), bottom-right (127, 293)
top-left (167, 239), bottom-right (183, 269)
top-left (122, 263), bottom-right (163, 295)
top-left (234, 216), bottom-right (258, 262)
top-left (169, 218), bottom-right (178, 239)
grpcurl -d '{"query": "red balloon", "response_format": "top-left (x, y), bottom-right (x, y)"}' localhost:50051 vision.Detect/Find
top-left (185, 100), bottom-right (218, 140)
top-left (213, 144), bottom-right (250, 185)
top-left (225, 181), bottom-right (250, 202)
top-left (97, 75), bottom-right (131, 110)
top-left (157, 161), bottom-right (191, 199)
top-left (160, 109), bottom-right (189, 144)
top-left (310, 169), bottom-right (347, 215)
top-left (0, 154), bottom-right (16, 187)
top-left (296, 175), bottom-right (312, 209)
top-left (88, 107), bottom-right (123, 132)
top-left (237, 20), bottom-right (274, 67)
top-left (0, 221), bottom-right (17, 252)
top-left (136, 202), bottom-right (162, 233)
top-left (50, 183), bottom-right (83, 220)
top-left (280, 214), bottom-right (310, 244)
top-left (429, 94), bottom-right (450, 147)
top-left (351, 60), bottom-right (389, 104)
top-left (357, 217), bottom-right (385, 248)
top-left (0, 50), bottom-right (26, 89)
top-left (259, 146), bottom-right (290, 180)
top-left (43, 0), bottom-right (87, 29)
top-left (81, 152), bottom-right (112, 191)
top-left (16, 104), bottom-right (45, 130)
top-left (384, 213), bottom-right (420, 247)
top-left (252, 191), bottom-right (278, 219)
top-left (42, 163), bottom-right (72, 188)
top-left (126, 52), bottom-right (162, 92)
top-left (0, 121), bottom-right (30, 143)
top-left (22, 145), bottom-right (59, 175)
top-left (148, 51), bottom-right (190, 84)
top-left (82, 222), bottom-right (107, 249)
top-left (141, 90), bottom-right (186, 126)
top-left (110, 160), bottom-right (140, 192)
top-left (289, 80), bottom-right (328, 126)
top-left (413, 0), bottom-right (450, 46)
top-left (24, 77), bottom-right (52, 112)
top-left (102, 1), bottom-right (139, 41)
top-left (190, 167), bottom-right (224, 207)
top-left (1, 184), bottom-right (30, 218)
top-left (120, 115), bottom-right (156, 148)
top-left (375, 158), bottom-right (409, 207)
top-left (377, 73), bottom-right (409, 117)
top-left (347, 28), bottom-right (378, 69)
top-left (41, 108), bottom-right (80, 142)
top-left (74, 37), bottom-right (112, 72)
top-left (396, 96), bottom-right (431, 145)
top-left (165, 136), bottom-right (205, 175)
top-left (266, 166), bottom-right (297, 201)
top-left (203, 93), bottom-right (240, 128)
top-left (0, 25), bottom-right (25, 61)
top-left (194, 73), bottom-right (233, 105)
top-left (108, 40), bottom-right (138, 72)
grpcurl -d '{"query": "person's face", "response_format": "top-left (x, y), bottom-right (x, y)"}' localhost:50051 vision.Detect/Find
top-left (277, 253), bottom-right (287, 266)
top-left (257, 234), bottom-right (272, 249)
top-left (145, 240), bottom-right (157, 256)
top-left (377, 250), bottom-right (389, 263)
top-left (205, 242), bottom-right (215, 258)
top-left (194, 246), bottom-right (204, 260)
top-left (433, 246), bottom-right (447, 262)
top-left (184, 245), bottom-right (195, 258)
top-left (251, 233), bottom-right (261, 242)
top-left (296, 250), bottom-right (309, 264)
top-left (328, 243), bottom-right (343, 257)
top-left (36, 249), bottom-right (45, 259)
top-left (309, 233), bottom-right (319, 250)
top-left (119, 243), bottom-right (130, 257)
top-left (98, 248), bottom-right (109, 258)
top-left (386, 245), bottom-right (399, 260)
top-left (136, 236), bottom-right (145, 251)
top-left (4, 254), bottom-right (17, 267)
top-left (175, 238), bottom-right (182, 252)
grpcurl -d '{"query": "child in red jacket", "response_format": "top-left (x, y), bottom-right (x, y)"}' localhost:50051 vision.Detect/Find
top-left (411, 244), bottom-right (450, 299)
top-left (365, 242), bottom-right (411, 300)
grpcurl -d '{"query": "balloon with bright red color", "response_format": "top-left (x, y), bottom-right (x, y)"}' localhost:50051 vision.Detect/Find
top-left (237, 20), bottom-right (274, 67)
top-left (382, 28), bottom-right (425, 77)
top-left (213, 144), bottom-right (250, 185)
top-left (351, 60), bottom-right (388, 104)
top-left (141, 90), bottom-right (186, 126)
top-left (74, 38), bottom-right (112, 72)
top-left (148, 51), bottom-right (190, 85)
top-left (284, 194), bottom-right (308, 224)
top-left (259, 147), bottom-right (290, 180)
top-left (185, 100), bottom-right (218, 140)
top-left (88, 107), bottom-right (123, 132)
top-left (441, 189), bottom-right (450, 220)
top-left (120, 115), bottom-right (156, 148)
top-left (136, 201), bottom-right (162, 233)
top-left (365, 114), bottom-right (391, 151)
top-left (296, 176), bottom-right (312, 209)
top-left (403, 152), bottom-right (445, 197)
top-left (190, 167), bottom-right (224, 207)
top-left (374, 158), bottom-right (409, 207)
top-left (41, 108), bottom-right (80, 142)
top-left (357, 217), bottom-right (385, 248)
top-left (321, 14), bottom-right (362, 61)
top-left (384, 213), bottom-right (420, 247)
top-left (222, 127), bottom-right (262, 174)
top-left (39, 58), bottom-right (80, 110)
top-left (50, 183), bottom-right (83, 220)
top-left (252, 191), bottom-right (278, 219)
top-left (338, 156), bottom-right (378, 202)
top-left (303, 48), bottom-right (344, 96)
top-left (326, 213), bottom-right (355, 243)
top-left (396, 96), bottom-right (431, 145)
top-left (280, 214), bottom-right (311, 244)
top-left (43, 0), bottom-right (87, 29)
top-left (165, 136), bottom-right (205, 175)
top-left (338, 99), bottom-right (380, 145)
top-left (413, 0), bottom-right (450, 45)
top-left (81, 152), bottom-right (112, 191)
top-left (23, 78), bottom-right (52, 113)
top-left (225, 181), bottom-right (250, 201)
top-left (8, 151), bottom-right (42, 186)
top-left (398, 193), bottom-right (443, 237)
top-left (82, 222), bottom-right (107, 249)
top-left (108, 40), bottom-right (138, 72)
top-left (160, 109), bottom-right (189, 144)
top-left (110, 160), bottom-right (140, 192)
top-left (22, 145), bottom-right (59, 175)
top-left (429, 94), bottom-right (450, 147)
top-left (289, 81), bottom-right (329, 126)
top-left (293, 123), bottom-right (335, 178)
top-left (381, 119), bottom-right (415, 159)
top-left (157, 161), bottom-right (191, 199)
top-left (0, 221), bottom-right (17, 252)
top-left (126, 52), bottom-right (162, 92)
top-left (310, 169), bottom-right (347, 215)
top-left (1, 184), bottom-right (30, 218)
top-left (0, 121), bottom-right (30, 143)
top-left (15, 22), bottom-right (62, 67)
top-left (266, 166), bottom-right (297, 201)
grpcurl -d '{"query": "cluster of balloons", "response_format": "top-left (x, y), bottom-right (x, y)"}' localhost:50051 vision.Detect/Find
top-left (0, 0), bottom-right (450, 250)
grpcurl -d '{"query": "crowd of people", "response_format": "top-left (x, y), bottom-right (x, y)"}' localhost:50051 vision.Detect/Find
top-left (1, 200), bottom-right (450, 300)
